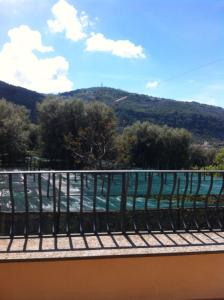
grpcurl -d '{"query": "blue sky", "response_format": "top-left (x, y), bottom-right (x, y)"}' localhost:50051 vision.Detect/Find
top-left (0, 0), bottom-right (223, 106)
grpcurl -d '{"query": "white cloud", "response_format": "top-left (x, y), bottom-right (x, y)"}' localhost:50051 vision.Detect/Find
top-left (85, 33), bottom-right (146, 59)
top-left (47, 0), bottom-right (89, 42)
top-left (0, 25), bottom-right (73, 93)
top-left (8, 25), bottom-right (53, 53)
top-left (146, 80), bottom-right (159, 89)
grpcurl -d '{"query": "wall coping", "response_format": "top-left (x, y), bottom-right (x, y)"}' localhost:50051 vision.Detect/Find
top-left (1, 230), bottom-right (224, 262)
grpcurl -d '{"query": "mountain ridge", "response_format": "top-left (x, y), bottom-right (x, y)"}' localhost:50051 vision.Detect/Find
top-left (60, 87), bottom-right (224, 142)
top-left (0, 80), bottom-right (44, 120)
top-left (0, 80), bottom-right (224, 142)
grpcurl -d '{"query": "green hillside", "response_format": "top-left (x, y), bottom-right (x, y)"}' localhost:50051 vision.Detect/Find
top-left (0, 80), bottom-right (44, 120)
top-left (61, 87), bottom-right (224, 142)
top-left (0, 80), bottom-right (224, 142)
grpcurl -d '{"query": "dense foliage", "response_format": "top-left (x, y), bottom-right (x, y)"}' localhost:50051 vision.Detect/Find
top-left (0, 95), bottom-right (220, 170)
top-left (0, 99), bottom-right (31, 165)
top-left (38, 99), bottom-right (117, 168)
top-left (116, 121), bottom-right (192, 169)
top-left (37, 97), bottom-right (86, 164)
top-left (205, 148), bottom-right (224, 170)
top-left (0, 80), bottom-right (44, 121)
top-left (66, 101), bottom-right (117, 168)
top-left (189, 144), bottom-right (215, 168)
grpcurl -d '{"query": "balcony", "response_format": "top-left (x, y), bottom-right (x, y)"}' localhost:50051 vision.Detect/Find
top-left (1, 170), bottom-right (224, 300)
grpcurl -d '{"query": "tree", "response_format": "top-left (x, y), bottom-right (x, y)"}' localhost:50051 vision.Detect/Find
top-left (116, 121), bottom-right (192, 169)
top-left (0, 99), bottom-right (31, 165)
top-left (37, 97), bottom-right (86, 165)
top-left (38, 98), bottom-right (117, 169)
top-left (116, 121), bottom-right (161, 168)
top-left (161, 127), bottom-right (192, 169)
top-left (65, 101), bottom-right (117, 168)
top-left (213, 148), bottom-right (224, 167)
top-left (189, 144), bottom-right (216, 168)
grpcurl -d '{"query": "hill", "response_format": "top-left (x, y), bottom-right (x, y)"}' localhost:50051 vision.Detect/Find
top-left (61, 87), bottom-right (224, 142)
top-left (0, 80), bottom-right (44, 120)
top-left (0, 80), bottom-right (224, 142)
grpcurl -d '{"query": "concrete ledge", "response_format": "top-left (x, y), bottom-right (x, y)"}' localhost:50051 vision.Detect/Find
top-left (1, 231), bottom-right (224, 261)
top-left (1, 232), bottom-right (224, 299)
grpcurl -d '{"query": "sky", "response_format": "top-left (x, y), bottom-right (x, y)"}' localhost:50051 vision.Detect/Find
top-left (0, 0), bottom-right (223, 106)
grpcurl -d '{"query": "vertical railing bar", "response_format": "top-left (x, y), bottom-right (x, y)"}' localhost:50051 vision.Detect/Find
top-left (182, 173), bottom-right (189, 208)
top-left (216, 173), bottom-right (224, 229)
top-left (121, 173), bottom-right (127, 233)
top-left (23, 173), bottom-right (29, 237)
top-left (156, 173), bottom-right (164, 232)
top-left (205, 173), bottom-right (213, 209)
top-left (52, 173), bottom-right (56, 236)
top-left (157, 173), bottom-right (164, 210)
top-left (101, 174), bottom-right (105, 195)
top-left (190, 173), bottom-right (193, 194)
top-left (176, 177), bottom-right (181, 230)
top-left (78, 175), bottom-right (89, 248)
top-left (177, 177), bottom-right (181, 209)
top-left (217, 174), bottom-right (224, 209)
top-left (57, 173), bottom-right (62, 234)
top-left (204, 173), bottom-right (213, 229)
top-left (106, 174), bottom-right (111, 233)
top-left (66, 173), bottom-right (70, 235)
top-left (93, 173), bottom-right (97, 233)
top-left (126, 173), bottom-right (130, 194)
top-left (181, 172), bottom-right (189, 231)
top-left (47, 173), bottom-right (50, 198)
top-left (164, 173), bottom-right (167, 185)
top-left (90, 179), bottom-right (105, 248)
top-left (193, 172), bottom-right (201, 230)
top-left (104, 173), bottom-right (120, 247)
top-left (85, 174), bottom-right (88, 188)
top-left (168, 172), bottom-right (177, 231)
top-left (144, 172), bottom-right (147, 181)
top-left (169, 173), bottom-right (177, 209)
top-left (38, 173), bottom-right (43, 236)
top-left (80, 173), bottom-right (84, 234)
top-left (145, 173), bottom-right (152, 210)
top-left (132, 172), bottom-right (139, 232)
top-left (8, 174), bottom-right (15, 237)
top-left (144, 172), bottom-right (153, 232)
top-left (194, 172), bottom-right (201, 200)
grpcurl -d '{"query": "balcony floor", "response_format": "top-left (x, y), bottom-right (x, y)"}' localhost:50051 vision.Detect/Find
top-left (1, 230), bottom-right (224, 261)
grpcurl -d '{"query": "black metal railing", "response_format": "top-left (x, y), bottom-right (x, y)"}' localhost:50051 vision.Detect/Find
top-left (0, 170), bottom-right (224, 236)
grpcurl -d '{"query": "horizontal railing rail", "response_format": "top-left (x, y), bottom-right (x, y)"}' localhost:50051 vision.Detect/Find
top-left (0, 170), bottom-right (224, 236)
top-left (1, 169), bottom-right (224, 174)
